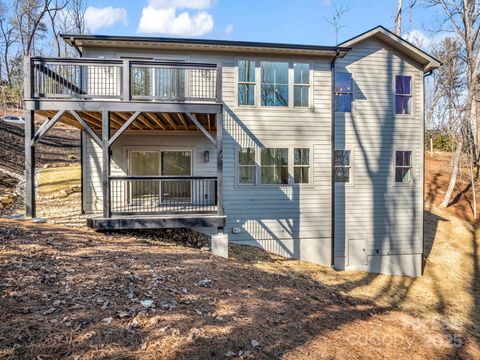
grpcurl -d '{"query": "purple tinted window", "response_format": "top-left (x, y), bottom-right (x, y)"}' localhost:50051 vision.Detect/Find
top-left (335, 72), bottom-right (352, 113)
top-left (395, 75), bottom-right (412, 114)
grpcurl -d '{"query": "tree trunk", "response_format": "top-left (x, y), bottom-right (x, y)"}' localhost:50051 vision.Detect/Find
top-left (395, 0), bottom-right (403, 35)
top-left (441, 141), bottom-right (463, 208)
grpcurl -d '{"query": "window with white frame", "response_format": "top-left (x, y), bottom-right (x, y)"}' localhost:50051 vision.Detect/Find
top-left (335, 72), bottom-right (353, 112)
top-left (294, 63), bottom-right (310, 107)
top-left (294, 148), bottom-right (310, 183)
top-left (261, 62), bottom-right (289, 106)
top-left (238, 60), bottom-right (256, 106)
top-left (395, 151), bottom-right (413, 183)
top-left (334, 150), bottom-right (351, 183)
top-left (238, 147), bottom-right (256, 184)
top-left (395, 75), bottom-right (412, 114)
top-left (261, 148), bottom-right (289, 184)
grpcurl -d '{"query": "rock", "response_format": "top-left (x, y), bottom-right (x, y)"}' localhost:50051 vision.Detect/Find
top-left (141, 299), bottom-right (154, 308)
top-left (32, 217), bottom-right (47, 223)
top-left (196, 279), bottom-right (212, 287)
top-left (43, 307), bottom-right (56, 315)
top-left (117, 310), bottom-right (129, 318)
top-left (102, 317), bottom-right (114, 324)
top-left (251, 340), bottom-right (260, 348)
top-left (225, 351), bottom-right (236, 357)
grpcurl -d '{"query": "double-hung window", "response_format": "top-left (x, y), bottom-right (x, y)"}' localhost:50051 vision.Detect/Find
top-left (395, 75), bottom-right (412, 114)
top-left (238, 60), bottom-right (256, 106)
top-left (334, 150), bottom-right (351, 183)
top-left (294, 63), bottom-right (310, 107)
top-left (395, 151), bottom-right (412, 183)
top-left (261, 62), bottom-right (289, 106)
top-left (261, 148), bottom-right (289, 184)
top-left (238, 147), bottom-right (256, 184)
top-left (335, 72), bottom-right (353, 112)
top-left (294, 148), bottom-right (310, 183)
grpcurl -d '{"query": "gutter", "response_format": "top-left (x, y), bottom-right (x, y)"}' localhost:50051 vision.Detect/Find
top-left (330, 49), bottom-right (341, 268)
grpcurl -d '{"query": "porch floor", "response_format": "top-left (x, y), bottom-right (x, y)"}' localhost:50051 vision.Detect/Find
top-left (87, 213), bottom-right (226, 231)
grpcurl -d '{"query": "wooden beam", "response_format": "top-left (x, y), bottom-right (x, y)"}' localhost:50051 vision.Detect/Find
top-left (177, 113), bottom-right (189, 130)
top-left (31, 110), bottom-right (66, 146)
top-left (114, 112), bottom-right (142, 130)
top-left (102, 111), bottom-right (111, 218)
top-left (207, 114), bottom-right (212, 131)
top-left (86, 111), bottom-right (119, 130)
top-left (184, 112), bottom-right (217, 146)
top-left (70, 110), bottom-right (103, 147)
top-left (25, 110), bottom-right (35, 218)
top-left (136, 113), bottom-right (155, 130)
top-left (144, 112), bottom-right (166, 130)
top-left (162, 112), bottom-right (178, 130)
top-left (109, 111), bottom-right (141, 146)
top-left (216, 110), bottom-right (224, 217)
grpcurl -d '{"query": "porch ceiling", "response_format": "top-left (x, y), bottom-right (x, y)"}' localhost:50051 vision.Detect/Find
top-left (36, 110), bottom-right (217, 133)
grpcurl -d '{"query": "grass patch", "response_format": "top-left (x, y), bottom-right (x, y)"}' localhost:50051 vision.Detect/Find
top-left (38, 165), bottom-right (80, 196)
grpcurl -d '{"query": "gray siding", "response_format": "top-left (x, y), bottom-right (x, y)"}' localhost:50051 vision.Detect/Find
top-left (334, 37), bottom-right (424, 274)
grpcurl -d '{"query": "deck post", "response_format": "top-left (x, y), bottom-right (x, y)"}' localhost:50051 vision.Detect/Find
top-left (122, 59), bottom-right (131, 101)
top-left (216, 109), bottom-right (224, 217)
top-left (25, 110), bottom-right (36, 218)
top-left (102, 111), bottom-right (111, 218)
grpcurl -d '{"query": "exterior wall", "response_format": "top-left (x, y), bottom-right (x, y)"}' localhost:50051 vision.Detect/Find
top-left (334, 37), bottom-right (424, 276)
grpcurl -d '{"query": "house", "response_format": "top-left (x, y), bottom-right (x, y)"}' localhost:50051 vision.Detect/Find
top-left (23, 26), bottom-right (441, 276)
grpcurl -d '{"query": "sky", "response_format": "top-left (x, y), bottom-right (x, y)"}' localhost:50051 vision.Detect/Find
top-left (81, 0), bottom-right (447, 47)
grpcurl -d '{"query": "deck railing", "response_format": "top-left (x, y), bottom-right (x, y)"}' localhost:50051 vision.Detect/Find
top-left (26, 57), bottom-right (220, 103)
top-left (110, 176), bottom-right (218, 215)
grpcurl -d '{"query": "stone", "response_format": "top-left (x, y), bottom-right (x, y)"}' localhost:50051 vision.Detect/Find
top-left (141, 299), bottom-right (154, 308)
top-left (211, 233), bottom-right (228, 259)
top-left (251, 340), bottom-right (260, 348)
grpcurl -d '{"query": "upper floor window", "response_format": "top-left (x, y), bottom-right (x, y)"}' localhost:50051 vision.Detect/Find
top-left (261, 148), bottom-right (289, 184)
top-left (294, 148), bottom-right (310, 183)
top-left (335, 72), bottom-right (353, 113)
top-left (395, 75), bottom-right (412, 114)
top-left (261, 62), bottom-right (289, 106)
top-left (294, 63), bottom-right (310, 107)
top-left (334, 150), bottom-right (351, 183)
top-left (395, 151), bottom-right (412, 183)
top-left (238, 60), bottom-right (256, 106)
top-left (238, 147), bottom-right (256, 184)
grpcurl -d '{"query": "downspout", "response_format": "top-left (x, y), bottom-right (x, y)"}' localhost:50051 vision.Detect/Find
top-left (422, 68), bottom-right (433, 274)
top-left (330, 49), bottom-right (340, 268)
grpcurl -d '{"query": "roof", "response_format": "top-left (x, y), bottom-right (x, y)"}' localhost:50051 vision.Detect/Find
top-left (60, 34), bottom-right (350, 58)
top-left (339, 25), bottom-right (442, 72)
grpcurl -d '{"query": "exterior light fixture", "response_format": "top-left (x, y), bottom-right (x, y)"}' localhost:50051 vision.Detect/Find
top-left (204, 150), bottom-right (210, 162)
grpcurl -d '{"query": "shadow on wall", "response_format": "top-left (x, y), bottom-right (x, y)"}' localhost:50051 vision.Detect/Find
top-left (223, 104), bottom-right (325, 263)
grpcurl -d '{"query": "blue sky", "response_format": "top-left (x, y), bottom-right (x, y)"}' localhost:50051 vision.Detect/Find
top-left (83, 0), bottom-right (444, 46)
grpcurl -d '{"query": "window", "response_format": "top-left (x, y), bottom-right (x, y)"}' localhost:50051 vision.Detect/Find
top-left (335, 72), bottom-right (353, 112)
top-left (334, 150), bottom-right (351, 183)
top-left (395, 151), bottom-right (412, 183)
top-left (294, 148), bottom-right (310, 183)
top-left (261, 62), bottom-right (289, 106)
top-left (395, 75), bottom-right (412, 114)
top-left (238, 147), bottom-right (256, 184)
top-left (238, 60), bottom-right (255, 106)
top-left (261, 148), bottom-right (289, 184)
top-left (294, 63), bottom-right (310, 107)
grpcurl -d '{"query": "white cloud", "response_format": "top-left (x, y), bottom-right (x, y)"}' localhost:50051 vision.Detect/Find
top-left (224, 24), bottom-right (233, 35)
top-left (404, 29), bottom-right (450, 51)
top-left (137, 0), bottom-right (214, 36)
top-left (148, 0), bottom-right (214, 9)
top-left (85, 6), bottom-right (128, 32)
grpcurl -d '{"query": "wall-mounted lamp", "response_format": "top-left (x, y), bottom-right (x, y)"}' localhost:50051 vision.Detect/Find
top-left (203, 150), bottom-right (210, 162)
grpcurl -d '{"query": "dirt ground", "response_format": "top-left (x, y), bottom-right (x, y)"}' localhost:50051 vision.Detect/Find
top-left (0, 217), bottom-right (479, 360)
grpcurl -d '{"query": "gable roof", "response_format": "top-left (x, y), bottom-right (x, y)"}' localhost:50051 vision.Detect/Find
top-left (339, 25), bottom-right (441, 72)
top-left (60, 34), bottom-right (350, 58)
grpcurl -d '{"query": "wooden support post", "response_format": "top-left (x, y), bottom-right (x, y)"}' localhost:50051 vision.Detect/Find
top-left (102, 111), bottom-right (111, 218)
top-left (185, 112), bottom-right (217, 146)
top-left (25, 110), bottom-right (36, 218)
top-left (216, 110), bottom-right (224, 217)
top-left (80, 130), bottom-right (85, 214)
top-left (122, 59), bottom-right (131, 101)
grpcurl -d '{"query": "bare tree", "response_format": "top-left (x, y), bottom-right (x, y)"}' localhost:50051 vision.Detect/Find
top-left (47, 0), bottom-right (69, 57)
top-left (68, 0), bottom-right (86, 34)
top-left (395, 0), bottom-right (417, 35)
top-left (324, 0), bottom-right (349, 44)
top-left (426, 0), bottom-right (480, 210)
top-left (0, 1), bottom-right (18, 86)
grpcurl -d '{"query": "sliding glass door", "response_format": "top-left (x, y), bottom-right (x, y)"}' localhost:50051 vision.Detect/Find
top-left (129, 150), bottom-right (192, 205)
